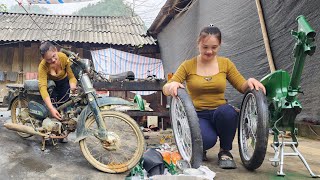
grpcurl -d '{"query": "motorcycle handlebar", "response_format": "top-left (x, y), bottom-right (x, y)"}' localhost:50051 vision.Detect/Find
top-left (60, 48), bottom-right (76, 57)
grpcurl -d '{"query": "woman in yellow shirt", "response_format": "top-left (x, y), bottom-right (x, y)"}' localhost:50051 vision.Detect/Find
top-left (38, 41), bottom-right (77, 120)
top-left (163, 25), bottom-right (266, 169)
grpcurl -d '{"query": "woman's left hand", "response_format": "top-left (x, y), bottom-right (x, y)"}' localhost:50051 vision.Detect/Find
top-left (247, 78), bottom-right (266, 94)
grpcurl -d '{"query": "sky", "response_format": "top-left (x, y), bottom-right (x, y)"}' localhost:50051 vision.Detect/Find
top-left (1, 0), bottom-right (166, 28)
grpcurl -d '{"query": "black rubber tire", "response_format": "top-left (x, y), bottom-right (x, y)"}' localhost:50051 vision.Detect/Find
top-left (170, 88), bottom-right (203, 168)
top-left (238, 89), bottom-right (269, 170)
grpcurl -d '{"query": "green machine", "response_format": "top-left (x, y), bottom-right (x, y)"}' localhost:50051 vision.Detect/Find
top-left (238, 15), bottom-right (319, 177)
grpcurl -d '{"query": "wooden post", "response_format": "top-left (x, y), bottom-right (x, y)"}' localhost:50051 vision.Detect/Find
top-left (18, 43), bottom-right (24, 83)
top-left (256, 0), bottom-right (276, 72)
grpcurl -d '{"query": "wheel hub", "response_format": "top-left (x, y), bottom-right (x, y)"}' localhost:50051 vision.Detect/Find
top-left (101, 132), bottom-right (120, 151)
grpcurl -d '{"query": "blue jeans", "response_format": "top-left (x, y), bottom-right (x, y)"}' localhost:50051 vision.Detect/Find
top-left (196, 104), bottom-right (238, 151)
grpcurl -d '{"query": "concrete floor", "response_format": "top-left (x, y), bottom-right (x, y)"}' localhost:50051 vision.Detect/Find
top-left (144, 129), bottom-right (320, 180)
top-left (202, 135), bottom-right (320, 180)
top-left (1, 108), bottom-right (319, 180)
top-left (0, 116), bottom-right (129, 180)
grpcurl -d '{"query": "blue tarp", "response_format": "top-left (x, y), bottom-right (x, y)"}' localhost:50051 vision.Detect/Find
top-left (91, 48), bottom-right (165, 95)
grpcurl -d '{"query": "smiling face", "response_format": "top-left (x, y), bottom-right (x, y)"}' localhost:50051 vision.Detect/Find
top-left (43, 48), bottom-right (58, 64)
top-left (198, 35), bottom-right (221, 61)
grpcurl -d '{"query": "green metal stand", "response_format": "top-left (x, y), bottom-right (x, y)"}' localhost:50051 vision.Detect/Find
top-left (261, 15), bottom-right (319, 177)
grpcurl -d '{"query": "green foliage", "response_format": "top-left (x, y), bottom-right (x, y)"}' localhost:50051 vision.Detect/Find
top-left (0, 4), bottom-right (7, 12)
top-left (73, 0), bottom-right (134, 17)
top-left (9, 4), bottom-right (51, 14)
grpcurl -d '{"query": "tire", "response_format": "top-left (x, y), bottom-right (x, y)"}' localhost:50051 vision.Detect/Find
top-left (79, 111), bottom-right (145, 173)
top-left (170, 88), bottom-right (203, 168)
top-left (11, 97), bottom-right (33, 138)
top-left (238, 89), bottom-right (269, 170)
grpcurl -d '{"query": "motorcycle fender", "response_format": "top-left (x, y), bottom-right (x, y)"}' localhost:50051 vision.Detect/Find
top-left (75, 96), bottom-right (133, 142)
top-left (7, 90), bottom-right (20, 110)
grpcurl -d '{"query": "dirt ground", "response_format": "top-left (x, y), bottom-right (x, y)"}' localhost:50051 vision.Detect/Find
top-left (1, 108), bottom-right (319, 180)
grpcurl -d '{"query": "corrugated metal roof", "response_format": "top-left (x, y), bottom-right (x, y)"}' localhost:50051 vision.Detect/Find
top-left (148, 0), bottom-right (193, 36)
top-left (0, 13), bottom-right (156, 46)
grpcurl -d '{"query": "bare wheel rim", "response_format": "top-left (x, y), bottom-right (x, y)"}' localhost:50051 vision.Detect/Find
top-left (171, 96), bottom-right (192, 162)
top-left (240, 93), bottom-right (258, 161)
top-left (79, 111), bottom-right (144, 173)
top-left (11, 98), bottom-right (32, 138)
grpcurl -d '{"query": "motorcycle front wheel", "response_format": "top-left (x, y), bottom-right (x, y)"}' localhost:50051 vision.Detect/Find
top-left (170, 88), bottom-right (203, 168)
top-left (11, 97), bottom-right (33, 138)
top-left (79, 110), bottom-right (144, 173)
top-left (238, 89), bottom-right (269, 170)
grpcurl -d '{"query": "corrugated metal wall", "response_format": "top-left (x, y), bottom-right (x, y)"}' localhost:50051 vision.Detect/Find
top-left (157, 0), bottom-right (320, 122)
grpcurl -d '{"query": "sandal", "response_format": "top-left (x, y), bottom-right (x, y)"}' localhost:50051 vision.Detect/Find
top-left (203, 151), bottom-right (208, 161)
top-left (149, 125), bottom-right (160, 131)
top-left (218, 151), bottom-right (237, 169)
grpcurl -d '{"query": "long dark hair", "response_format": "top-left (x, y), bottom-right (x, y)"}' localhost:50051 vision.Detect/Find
top-left (197, 25), bottom-right (221, 44)
top-left (39, 41), bottom-right (56, 57)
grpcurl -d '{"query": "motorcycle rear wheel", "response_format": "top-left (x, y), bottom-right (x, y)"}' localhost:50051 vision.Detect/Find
top-left (11, 97), bottom-right (33, 138)
top-left (79, 110), bottom-right (144, 173)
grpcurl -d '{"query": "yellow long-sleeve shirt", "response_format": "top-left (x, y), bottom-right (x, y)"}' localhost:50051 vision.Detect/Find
top-left (38, 52), bottom-right (77, 100)
top-left (167, 56), bottom-right (246, 111)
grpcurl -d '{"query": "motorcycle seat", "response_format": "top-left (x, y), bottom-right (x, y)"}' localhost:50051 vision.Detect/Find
top-left (109, 71), bottom-right (135, 82)
top-left (6, 83), bottom-right (24, 89)
top-left (24, 80), bottom-right (56, 91)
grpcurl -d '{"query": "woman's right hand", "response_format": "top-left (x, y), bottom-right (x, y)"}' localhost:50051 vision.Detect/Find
top-left (167, 81), bottom-right (185, 97)
top-left (49, 107), bottom-right (62, 120)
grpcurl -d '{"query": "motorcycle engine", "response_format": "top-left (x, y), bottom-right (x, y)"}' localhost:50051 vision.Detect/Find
top-left (28, 101), bottom-right (49, 120)
top-left (42, 118), bottom-right (62, 134)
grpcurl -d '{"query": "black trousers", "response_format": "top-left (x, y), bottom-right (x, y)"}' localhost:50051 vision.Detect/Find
top-left (51, 76), bottom-right (70, 107)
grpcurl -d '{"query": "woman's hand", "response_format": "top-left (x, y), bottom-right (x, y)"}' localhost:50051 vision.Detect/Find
top-left (166, 81), bottom-right (185, 97)
top-left (49, 107), bottom-right (62, 120)
top-left (246, 78), bottom-right (266, 94)
top-left (70, 83), bottom-right (77, 94)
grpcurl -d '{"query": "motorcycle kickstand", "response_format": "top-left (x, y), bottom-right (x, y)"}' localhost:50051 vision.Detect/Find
top-left (41, 137), bottom-right (46, 151)
top-left (52, 138), bottom-right (57, 146)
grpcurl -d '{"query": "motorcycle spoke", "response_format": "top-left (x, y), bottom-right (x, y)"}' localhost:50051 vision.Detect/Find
top-left (240, 93), bottom-right (259, 160)
top-left (86, 138), bottom-right (115, 164)
top-left (172, 97), bottom-right (193, 161)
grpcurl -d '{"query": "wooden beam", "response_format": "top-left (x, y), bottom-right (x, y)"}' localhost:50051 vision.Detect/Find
top-left (93, 80), bottom-right (167, 91)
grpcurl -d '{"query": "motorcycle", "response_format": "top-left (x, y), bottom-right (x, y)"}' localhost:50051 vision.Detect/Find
top-left (3, 49), bottom-right (145, 173)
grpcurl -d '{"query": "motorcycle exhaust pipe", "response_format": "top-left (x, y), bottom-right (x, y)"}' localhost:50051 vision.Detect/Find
top-left (4, 123), bottom-right (49, 138)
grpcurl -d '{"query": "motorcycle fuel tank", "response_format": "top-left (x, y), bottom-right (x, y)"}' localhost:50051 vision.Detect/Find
top-left (28, 101), bottom-right (49, 120)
